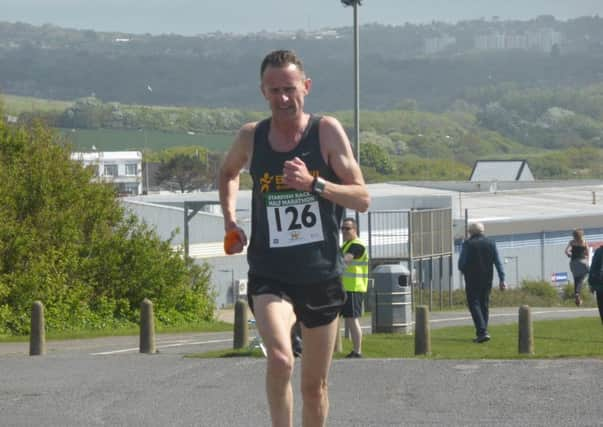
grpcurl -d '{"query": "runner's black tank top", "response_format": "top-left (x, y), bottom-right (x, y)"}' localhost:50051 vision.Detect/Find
top-left (571, 244), bottom-right (587, 260)
top-left (248, 115), bottom-right (344, 284)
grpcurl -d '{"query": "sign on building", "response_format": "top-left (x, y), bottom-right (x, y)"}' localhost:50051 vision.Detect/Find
top-left (550, 272), bottom-right (569, 284)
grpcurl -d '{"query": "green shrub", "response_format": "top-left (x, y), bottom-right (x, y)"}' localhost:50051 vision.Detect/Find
top-left (0, 118), bottom-right (216, 335)
top-left (521, 280), bottom-right (559, 299)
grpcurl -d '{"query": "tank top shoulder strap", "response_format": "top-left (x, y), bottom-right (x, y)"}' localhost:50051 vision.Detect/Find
top-left (303, 114), bottom-right (322, 144)
top-left (253, 118), bottom-right (271, 147)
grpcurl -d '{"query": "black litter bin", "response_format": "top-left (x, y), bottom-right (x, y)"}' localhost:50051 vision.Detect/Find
top-left (371, 264), bottom-right (413, 334)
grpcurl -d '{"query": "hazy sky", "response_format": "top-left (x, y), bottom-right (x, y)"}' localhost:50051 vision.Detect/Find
top-left (3, 0), bottom-right (603, 35)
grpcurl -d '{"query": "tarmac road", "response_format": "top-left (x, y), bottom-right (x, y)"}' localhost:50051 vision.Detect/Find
top-left (0, 353), bottom-right (601, 426)
top-left (0, 307), bottom-right (601, 426)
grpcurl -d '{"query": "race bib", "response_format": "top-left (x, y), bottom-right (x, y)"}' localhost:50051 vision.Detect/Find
top-left (265, 191), bottom-right (324, 248)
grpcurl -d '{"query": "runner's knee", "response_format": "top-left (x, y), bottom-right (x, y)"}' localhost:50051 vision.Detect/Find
top-left (266, 348), bottom-right (294, 380)
top-left (301, 377), bottom-right (328, 403)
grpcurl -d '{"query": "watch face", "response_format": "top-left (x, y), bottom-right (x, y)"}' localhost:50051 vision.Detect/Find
top-left (314, 177), bottom-right (325, 193)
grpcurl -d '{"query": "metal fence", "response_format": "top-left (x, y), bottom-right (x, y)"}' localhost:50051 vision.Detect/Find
top-left (367, 208), bottom-right (454, 311)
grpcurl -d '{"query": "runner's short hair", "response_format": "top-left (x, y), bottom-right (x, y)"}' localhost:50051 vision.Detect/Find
top-left (260, 50), bottom-right (305, 79)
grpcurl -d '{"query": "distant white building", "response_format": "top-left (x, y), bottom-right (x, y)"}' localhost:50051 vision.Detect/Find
top-left (475, 29), bottom-right (562, 52)
top-left (4, 114), bottom-right (18, 124)
top-left (469, 159), bottom-right (534, 182)
top-left (71, 151), bottom-right (143, 196)
top-left (424, 35), bottom-right (457, 55)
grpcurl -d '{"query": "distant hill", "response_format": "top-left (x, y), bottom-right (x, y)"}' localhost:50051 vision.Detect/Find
top-left (3, 18), bottom-right (603, 183)
top-left (1, 16), bottom-right (603, 111)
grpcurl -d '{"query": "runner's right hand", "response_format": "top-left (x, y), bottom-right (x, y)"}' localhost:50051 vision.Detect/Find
top-left (224, 226), bottom-right (247, 255)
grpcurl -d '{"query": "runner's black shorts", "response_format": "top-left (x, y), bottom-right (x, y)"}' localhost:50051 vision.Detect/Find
top-left (247, 274), bottom-right (346, 328)
top-left (341, 291), bottom-right (364, 318)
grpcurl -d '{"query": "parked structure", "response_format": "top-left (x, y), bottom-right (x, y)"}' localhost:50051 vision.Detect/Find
top-left (470, 159), bottom-right (534, 182)
top-left (123, 180), bottom-right (603, 307)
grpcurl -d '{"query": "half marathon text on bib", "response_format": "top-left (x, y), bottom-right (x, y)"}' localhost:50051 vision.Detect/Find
top-left (265, 191), bottom-right (325, 248)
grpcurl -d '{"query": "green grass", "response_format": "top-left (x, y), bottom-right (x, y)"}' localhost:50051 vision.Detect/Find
top-left (2, 94), bottom-right (72, 115)
top-left (188, 317), bottom-right (603, 360)
top-left (58, 128), bottom-right (234, 152)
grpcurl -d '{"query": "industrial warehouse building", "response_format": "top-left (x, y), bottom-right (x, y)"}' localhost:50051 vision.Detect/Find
top-left (123, 179), bottom-right (603, 307)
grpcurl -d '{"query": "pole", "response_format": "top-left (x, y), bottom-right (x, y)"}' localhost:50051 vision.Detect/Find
top-left (184, 203), bottom-right (189, 258)
top-left (144, 131), bottom-right (150, 194)
top-left (353, 2), bottom-right (361, 232)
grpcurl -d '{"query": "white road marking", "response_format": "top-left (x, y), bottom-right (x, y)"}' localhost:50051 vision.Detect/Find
top-left (362, 308), bottom-right (598, 328)
top-left (90, 338), bottom-right (232, 356)
top-left (91, 308), bottom-right (598, 354)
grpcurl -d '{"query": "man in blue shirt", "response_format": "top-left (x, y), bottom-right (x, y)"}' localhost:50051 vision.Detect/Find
top-left (458, 222), bottom-right (507, 343)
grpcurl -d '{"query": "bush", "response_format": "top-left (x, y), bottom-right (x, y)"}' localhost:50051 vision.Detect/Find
top-left (521, 280), bottom-right (559, 299)
top-left (418, 279), bottom-right (598, 311)
top-left (560, 283), bottom-right (595, 305)
top-left (0, 117), bottom-right (216, 335)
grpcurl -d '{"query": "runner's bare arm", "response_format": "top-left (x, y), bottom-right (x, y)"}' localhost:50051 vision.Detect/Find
top-left (318, 116), bottom-right (370, 212)
top-left (219, 123), bottom-right (255, 232)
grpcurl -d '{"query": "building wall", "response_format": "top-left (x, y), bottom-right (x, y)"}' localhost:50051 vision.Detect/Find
top-left (121, 200), bottom-right (227, 245)
top-left (453, 227), bottom-right (603, 290)
top-left (72, 151), bottom-right (142, 195)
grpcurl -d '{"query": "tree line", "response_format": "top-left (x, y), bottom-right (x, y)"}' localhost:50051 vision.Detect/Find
top-left (2, 17), bottom-right (603, 111)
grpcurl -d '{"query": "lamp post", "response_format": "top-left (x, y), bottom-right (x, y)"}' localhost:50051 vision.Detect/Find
top-left (143, 84), bottom-right (152, 195)
top-left (143, 130), bottom-right (150, 194)
top-left (341, 0), bottom-right (362, 231)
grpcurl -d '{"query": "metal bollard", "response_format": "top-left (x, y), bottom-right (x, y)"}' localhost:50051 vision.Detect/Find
top-left (233, 300), bottom-right (249, 349)
top-left (518, 305), bottom-right (534, 355)
top-left (29, 301), bottom-right (46, 356)
top-left (140, 298), bottom-right (156, 354)
top-left (414, 305), bottom-right (431, 356)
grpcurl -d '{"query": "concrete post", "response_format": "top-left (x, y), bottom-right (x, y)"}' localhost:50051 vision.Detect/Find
top-left (139, 298), bottom-right (156, 354)
top-left (518, 305), bottom-right (534, 355)
top-left (414, 305), bottom-right (431, 356)
top-left (233, 300), bottom-right (249, 349)
top-left (29, 301), bottom-right (46, 356)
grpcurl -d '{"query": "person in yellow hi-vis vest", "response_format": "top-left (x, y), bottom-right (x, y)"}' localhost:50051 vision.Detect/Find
top-left (340, 217), bottom-right (369, 358)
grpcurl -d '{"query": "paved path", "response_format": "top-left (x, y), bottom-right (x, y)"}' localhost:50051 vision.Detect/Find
top-left (0, 307), bottom-right (601, 426)
top-left (0, 353), bottom-right (601, 426)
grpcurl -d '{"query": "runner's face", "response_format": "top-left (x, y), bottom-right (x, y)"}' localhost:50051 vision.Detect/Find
top-left (261, 64), bottom-right (310, 120)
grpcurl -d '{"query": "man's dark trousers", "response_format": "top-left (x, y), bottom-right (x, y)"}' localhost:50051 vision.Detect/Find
top-left (465, 281), bottom-right (491, 337)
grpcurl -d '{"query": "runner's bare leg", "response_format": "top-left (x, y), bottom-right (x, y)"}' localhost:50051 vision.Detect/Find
top-left (253, 294), bottom-right (297, 427)
top-left (300, 318), bottom-right (339, 427)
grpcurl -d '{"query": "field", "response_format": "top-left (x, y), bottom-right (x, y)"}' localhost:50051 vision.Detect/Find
top-left (59, 128), bottom-right (234, 152)
top-left (2, 94), bottom-right (72, 114)
top-left (2, 94), bottom-right (235, 153)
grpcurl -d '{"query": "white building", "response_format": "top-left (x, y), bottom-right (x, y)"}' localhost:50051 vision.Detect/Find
top-left (424, 35), bottom-right (457, 55)
top-left (71, 151), bottom-right (143, 196)
top-left (475, 29), bottom-right (562, 52)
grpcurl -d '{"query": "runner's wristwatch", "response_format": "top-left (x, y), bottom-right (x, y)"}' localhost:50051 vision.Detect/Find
top-left (311, 176), bottom-right (326, 195)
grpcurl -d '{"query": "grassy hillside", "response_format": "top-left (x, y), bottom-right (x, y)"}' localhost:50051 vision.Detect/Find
top-left (2, 94), bottom-right (72, 115)
top-left (5, 93), bottom-right (603, 181)
top-left (60, 128), bottom-right (233, 152)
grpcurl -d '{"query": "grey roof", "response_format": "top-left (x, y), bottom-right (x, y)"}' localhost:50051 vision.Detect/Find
top-left (124, 179), bottom-right (603, 246)
top-left (469, 160), bottom-right (534, 182)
